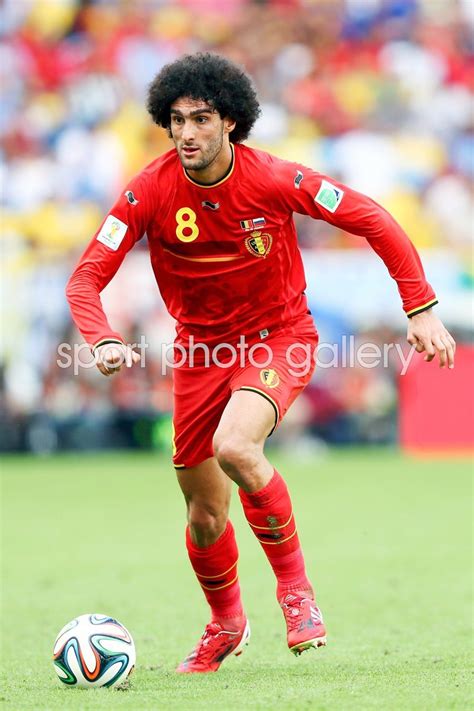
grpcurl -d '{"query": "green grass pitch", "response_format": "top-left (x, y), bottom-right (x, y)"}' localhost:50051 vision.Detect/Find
top-left (1, 449), bottom-right (472, 710)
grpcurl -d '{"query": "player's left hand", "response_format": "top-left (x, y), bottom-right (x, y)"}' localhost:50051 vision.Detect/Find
top-left (407, 309), bottom-right (456, 368)
top-left (95, 343), bottom-right (141, 376)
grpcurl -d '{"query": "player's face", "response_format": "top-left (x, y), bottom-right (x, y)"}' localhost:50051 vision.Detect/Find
top-left (169, 98), bottom-right (234, 173)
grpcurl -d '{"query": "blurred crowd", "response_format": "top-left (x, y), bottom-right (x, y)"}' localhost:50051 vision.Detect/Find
top-left (1, 0), bottom-right (473, 452)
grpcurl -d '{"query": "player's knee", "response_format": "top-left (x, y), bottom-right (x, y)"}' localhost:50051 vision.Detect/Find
top-left (187, 501), bottom-right (227, 547)
top-left (213, 432), bottom-right (259, 478)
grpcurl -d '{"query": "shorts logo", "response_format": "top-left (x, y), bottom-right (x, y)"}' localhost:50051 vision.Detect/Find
top-left (260, 368), bottom-right (279, 388)
top-left (245, 231), bottom-right (272, 258)
top-left (124, 190), bottom-right (139, 205)
top-left (96, 214), bottom-right (128, 251)
top-left (315, 179), bottom-right (344, 213)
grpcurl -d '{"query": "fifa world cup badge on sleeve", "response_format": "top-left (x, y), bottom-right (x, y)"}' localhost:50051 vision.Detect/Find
top-left (97, 215), bottom-right (128, 251)
top-left (315, 180), bottom-right (344, 213)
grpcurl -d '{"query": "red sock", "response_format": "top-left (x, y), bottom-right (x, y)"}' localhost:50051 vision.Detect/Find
top-left (186, 520), bottom-right (245, 629)
top-left (239, 470), bottom-right (313, 600)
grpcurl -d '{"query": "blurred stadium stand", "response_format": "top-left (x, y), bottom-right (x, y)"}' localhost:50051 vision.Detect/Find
top-left (1, 0), bottom-right (472, 453)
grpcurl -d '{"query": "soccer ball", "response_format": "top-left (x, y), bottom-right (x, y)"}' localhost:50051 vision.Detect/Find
top-left (53, 613), bottom-right (136, 688)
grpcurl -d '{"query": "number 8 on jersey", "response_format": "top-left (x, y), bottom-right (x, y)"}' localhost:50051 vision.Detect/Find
top-left (176, 207), bottom-right (199, 243)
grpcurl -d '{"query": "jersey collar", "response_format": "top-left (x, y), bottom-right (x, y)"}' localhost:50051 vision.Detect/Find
top-left (183, 144), bottom-right (235, 188)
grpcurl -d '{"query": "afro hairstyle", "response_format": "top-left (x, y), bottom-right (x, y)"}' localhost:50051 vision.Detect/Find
top-left (147, 53), bottom-right (261, 143)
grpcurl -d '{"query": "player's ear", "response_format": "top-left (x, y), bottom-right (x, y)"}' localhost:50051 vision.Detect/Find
top-left (223, 117), bottom-right (236, 135)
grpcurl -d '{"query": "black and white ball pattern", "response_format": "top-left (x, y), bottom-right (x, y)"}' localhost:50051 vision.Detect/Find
top-left (53, 613), bottom-right (136, 688)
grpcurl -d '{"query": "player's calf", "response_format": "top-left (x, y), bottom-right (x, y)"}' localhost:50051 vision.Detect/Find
top-left (187, 502), bottom-right (228, 547)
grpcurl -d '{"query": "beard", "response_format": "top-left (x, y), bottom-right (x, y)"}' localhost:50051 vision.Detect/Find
top-left (177, 128), bottom-right (224, 171)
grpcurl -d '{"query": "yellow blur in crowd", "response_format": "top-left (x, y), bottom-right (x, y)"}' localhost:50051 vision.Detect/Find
top-left (2, 0), bottom-right (472, 260)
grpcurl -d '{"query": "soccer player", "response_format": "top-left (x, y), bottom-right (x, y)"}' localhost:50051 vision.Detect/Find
top-left (66, 53), bottom-right (455, 673)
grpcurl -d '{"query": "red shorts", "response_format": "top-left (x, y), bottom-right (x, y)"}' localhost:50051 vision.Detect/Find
top-left (172, 318), bottom-right (318, 469)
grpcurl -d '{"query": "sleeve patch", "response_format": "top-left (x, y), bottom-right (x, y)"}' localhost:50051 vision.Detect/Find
top-left (124, 190), bottom-right (139, 205)
top-left (96, 215), bottom-right (128, 251)
top-left (294, 170), bottom-right (304, 189)
top-left (315, 180), bottom-right (344, 213)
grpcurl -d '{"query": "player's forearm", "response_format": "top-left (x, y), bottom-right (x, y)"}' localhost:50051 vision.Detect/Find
top-left (329, 193), bottom-right (437, 317)
top-left (360, 202), bottom-right (437, 317)
top-left (66, 269), bottom-right (124, 350)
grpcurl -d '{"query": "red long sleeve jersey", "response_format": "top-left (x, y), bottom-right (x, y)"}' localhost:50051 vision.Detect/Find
top-left (66, 143), bottom-right (437, 349)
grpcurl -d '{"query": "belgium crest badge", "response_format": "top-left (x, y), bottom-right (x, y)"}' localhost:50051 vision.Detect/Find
top-left (245, 231), bottom-right (272, 258)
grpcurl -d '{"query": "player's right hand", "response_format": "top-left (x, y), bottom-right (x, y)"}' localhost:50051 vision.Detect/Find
top-left (95, 343), bottom-right (141, 376)
top-left (406, 309), bottom-right (456, 369)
